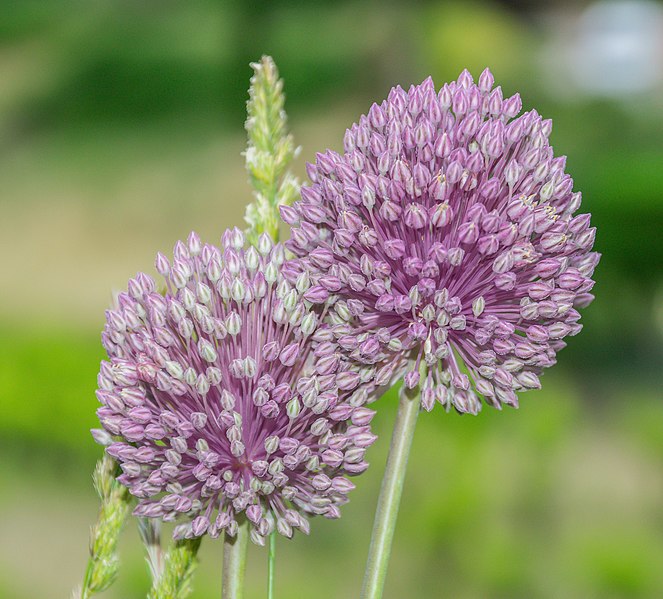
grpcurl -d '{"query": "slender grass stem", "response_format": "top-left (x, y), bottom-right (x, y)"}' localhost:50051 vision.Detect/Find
top-left (222, 518), bottom-right (250, 599)
top-left (268, 531), bottom-right (276, 599)
top-left (361, 381), bottom-right (421, 599)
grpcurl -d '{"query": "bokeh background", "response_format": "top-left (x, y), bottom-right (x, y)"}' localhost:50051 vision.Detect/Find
top-left (1, 1), bottom-right (662, 597)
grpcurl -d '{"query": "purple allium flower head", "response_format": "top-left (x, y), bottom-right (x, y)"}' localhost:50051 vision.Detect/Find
top-left (283, 69), bottom-right (599, 414)
top-left (95, 229), bottom-right (376, 543)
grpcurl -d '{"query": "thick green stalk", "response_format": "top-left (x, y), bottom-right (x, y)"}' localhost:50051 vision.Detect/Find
top-left (267, 531), bottom-right (276, 599)
top-left (222, 518), bottom-right (250, 599)
top-left (361, 381), bottom-right (421, 599)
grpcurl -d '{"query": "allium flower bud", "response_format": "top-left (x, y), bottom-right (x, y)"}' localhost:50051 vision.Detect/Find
top-left (286, 70), bottom-right (599, 415)
top-left (96, 229), bottom-right (375, 543)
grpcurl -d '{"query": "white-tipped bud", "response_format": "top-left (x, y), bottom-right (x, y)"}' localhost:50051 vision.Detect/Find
top-left (277, 518), bottom-right (293, 538)
top-left (422, 304), bottom-right (436, 322)
top-left (306, 455), bottom-right (320, 471)
top-left (195, 374), bottom-right (210, 395)
top-left (192, 412), bottom-right (208, 430)
top-left (540, 179), bottom-right (554, 202)
top-left (181, 287), bottom-right (196, 311)
top-left (155, 252), bottom-right (171, 276)
top-left (335, 302), bottom-right (351, 321)
top-left (505, 160), bottom-right (520, 187)
top-left (264, 435), bottom-right (280, 454)
top-left (311, 418), bottom-right (330, 436)
top-left (207, 258), bottom-right (222, 282)
top-left (408, 286), bottom-right (421, 307)
top-left (271, 245), bottom-right (285, 266)
top-left (91, 428), bottom-right (112, 446)
top-left (230, 440), bottom-right (245, 457)
top-left (207, 366), bottom-right (223, 386)
top-left (184, 367), bottom-right (197, 386)
top-left (245, 246), bottom-right (260, 272)
top-left (288, 303), bottom-right (305, 327)
top-left (268, 458), bottom-right (284, 476)
top-left (244, 357), bottom-right (257, 379)
top-left (436, 310), bottom-right (449, 327)
top-left (226, 425), bottom-right (242, 443)
top-left (296, 271), bottom-right (311, 294)
top-left (220, 389), bottom-right (236, 411)
top-left (226, 520), bottom-right (239, 538)
top-left (165, 360), bottom-right (184, 380)
top-left (300, 311), bottom-right (317, 336)
top-left (472, 296), bottom-right (485, 317)
top-left (434, 288), bottom-right (449, 307)
top-left (276, 280), bottom-right (289, 299)
top-left (198, 339), bottom-right (217, 363)
top-left (265, 262), bottom-right (278, 284)
top-left (231, 228), bottom-right (245, 250)
top-left (231, 278), bottom-right (246, 303)
top-left (286, 397), bottom-right (301, 419)
top-left (226, 312), bottom-right (242, 336)
top-left (258, 233), bottom-right (273, 255)
top-left (284, 289), bottom-right (298, 312)
top-left (196, 282), bottom-right (212, 305)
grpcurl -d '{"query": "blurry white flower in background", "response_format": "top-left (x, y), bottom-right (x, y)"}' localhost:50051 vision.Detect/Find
top-left (543, 0), bottom-right (663, 101)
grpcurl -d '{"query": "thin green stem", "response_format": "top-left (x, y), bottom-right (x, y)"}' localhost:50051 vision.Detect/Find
top-left (361, 381), bottom-right (421, 599)
top-left (222, 518), bottom-right (250, 599)
top-left (267, 531), bottom-right (276, 599)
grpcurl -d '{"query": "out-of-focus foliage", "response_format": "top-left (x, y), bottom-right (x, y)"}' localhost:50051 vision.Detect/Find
top-left (1, 1), bottom-right (661, 598)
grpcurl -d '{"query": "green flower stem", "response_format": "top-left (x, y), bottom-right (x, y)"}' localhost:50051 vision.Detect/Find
top-left (222, 517), bottom-right (250, 599)
top-left (267, 531), bottom-right (276, 599)
top-left (361, 381), bottom-right (421, 599)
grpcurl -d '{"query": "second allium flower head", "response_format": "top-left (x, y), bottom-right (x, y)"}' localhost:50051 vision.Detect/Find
top-left (96, 229), bottom-right (375, 543)
top-left (284, 68), bottom-right (599, 414)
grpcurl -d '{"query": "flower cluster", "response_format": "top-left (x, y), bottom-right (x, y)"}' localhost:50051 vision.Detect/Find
top-left (283, 69), bottom-right (599, 414)
top-left (95, 229), bottom-right (376, 543)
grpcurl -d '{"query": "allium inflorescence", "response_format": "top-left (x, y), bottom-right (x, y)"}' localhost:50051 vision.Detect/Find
top-left (283, 69), bottom-right (599, 414)
top-left (95, 229), bottom-right (376, 544)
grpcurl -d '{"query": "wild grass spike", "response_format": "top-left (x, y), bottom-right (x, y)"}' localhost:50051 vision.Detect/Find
top-left (77, 454), bottom-right (132, 598)
top-left (138, 518), bottom-right (165, 582)
top-left (147, 538), bottom-right (202, 599)
top-left (244, 55), bottom-right (300, 243)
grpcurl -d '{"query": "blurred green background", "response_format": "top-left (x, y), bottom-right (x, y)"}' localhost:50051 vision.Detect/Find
top-left (1, 1), bottom-right (662, 597)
